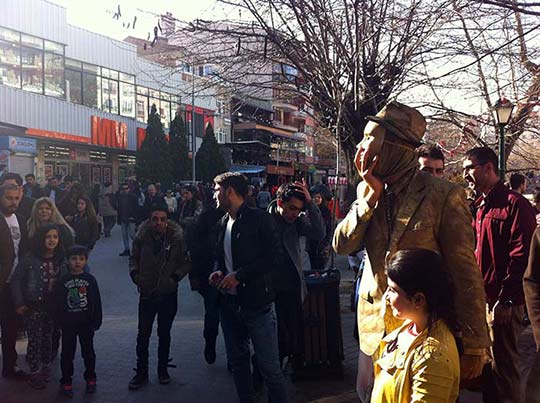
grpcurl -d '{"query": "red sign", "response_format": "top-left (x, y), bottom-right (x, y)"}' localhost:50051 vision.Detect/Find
top-left (91, 116), bottom-right (128, 149)
top-left (26, 128), bottom-right (90, 144)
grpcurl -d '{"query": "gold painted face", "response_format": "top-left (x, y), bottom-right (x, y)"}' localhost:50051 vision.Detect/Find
top-left (357, 121), bottom-right (386, 168)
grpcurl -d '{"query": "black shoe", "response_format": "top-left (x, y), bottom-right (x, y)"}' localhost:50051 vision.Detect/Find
top-left (119, 249), bottom-right (130, 257)
top-left (158, 367), bottom-right (170, 385)
top-left (2, 367), bottom-right (28, 379)
top-left (128, 368), bottom-right (148, 390)
top-left (204, 339), bottom-right (216, 364)
top-left (86, 379), bottom-right (97, 394)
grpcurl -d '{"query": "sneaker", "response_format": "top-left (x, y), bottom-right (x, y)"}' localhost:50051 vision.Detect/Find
top-left (28, 373), bottom-right (46, 390)
top-left (119, 249), bottom-right (130, 257)
top-left (204, 339), bottom-right (216, 364)
top-left (128, 368), bottom-right (148, 390)
top-left (86, 379), bottom-right (97, 394)
top-left (61, 383), bottom-right (73, 397)
top-left (158, 367), bottom-right (170, 385)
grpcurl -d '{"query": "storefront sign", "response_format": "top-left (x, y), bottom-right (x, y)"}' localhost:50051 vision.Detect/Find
top-left (91, 116), bottom-right (128, 149)
top-left (0, 150), bottom-right (9, 164)
top-left (266, 164), bottom-right (295, 176)
top-left (0, 136), bottom-right (37, 154)
top-left (69, 149), bottom-right (90, 162)
top-left (26, 128), bottom-right (90, 144)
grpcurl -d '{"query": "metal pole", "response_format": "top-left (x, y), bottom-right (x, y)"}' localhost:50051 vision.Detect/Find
top-left (192, 67), bottom-right (196, 183)
top-left (499, 124), bottom-right (505, 181)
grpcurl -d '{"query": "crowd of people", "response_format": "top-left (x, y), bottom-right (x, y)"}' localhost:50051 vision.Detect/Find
top-left (1, 101), bottom-right (540, 403)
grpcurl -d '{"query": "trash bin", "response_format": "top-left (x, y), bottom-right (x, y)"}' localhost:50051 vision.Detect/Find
top-left (294, 269), bottom-right (344, 380)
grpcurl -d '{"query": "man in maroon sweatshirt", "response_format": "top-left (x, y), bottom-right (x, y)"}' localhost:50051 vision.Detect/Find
top-left (464, 146), bottom-right (536, 403)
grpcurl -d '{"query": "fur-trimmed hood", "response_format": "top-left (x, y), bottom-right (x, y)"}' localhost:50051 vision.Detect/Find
top-left (135, 219), bottom-right (184, 242)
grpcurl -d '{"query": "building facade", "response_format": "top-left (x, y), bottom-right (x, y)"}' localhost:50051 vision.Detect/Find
top-left (0, 0), bottom-right (216, 187)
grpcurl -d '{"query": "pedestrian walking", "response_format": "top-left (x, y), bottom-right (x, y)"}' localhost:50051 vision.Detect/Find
top-left (43, 175), bottom-right (64, 204)
top-left (23, 173), bottom-right (43, 200)
top-left (308, 184), bottom-right (333, 271)
top-left (189, 203), bottom-right (225, 364)
top-left (10, 224), bottom-right (67, 389)
top-left (71, 195), bottom-right (99, 251)
top-left (524, 226), bottom-right (540, 402)
top-left (267, 181), bottom-right (324, 367)
top-left (98, 182), bottom-right (116, 237)
top-left (177, 184), bottom-right (203, 228)
top-left (371, 249), bottom-right (460, 402)
top-left (0, 183), bottom-right (29, 380)
top-left (463, 146), bottom-right (536, 403)
top-left (141, 183), bottom-right (165, 222)
top-left (164, 189), bottom-right (177, 219)
top-left (416, 143), bottom-right (445, 178)
top-left (55, 245), bottom-right (102, 397)
top-left (210, 172), bottom-right (290, 403)
top-left (116, 183), bottom-right (138, 257)
top-left (256, 183), bottom-right (272, 210)
top-left (128, 203), bottom-right (190, 389)
top-left (333, 102), bottom-right (489, 401)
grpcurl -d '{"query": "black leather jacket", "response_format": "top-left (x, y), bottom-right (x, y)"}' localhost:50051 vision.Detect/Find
top-left (215, 203), bottom-right (284, 310)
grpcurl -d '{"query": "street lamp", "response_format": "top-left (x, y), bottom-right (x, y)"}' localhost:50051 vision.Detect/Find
top-left (493, 97), bottom-right (514, 181)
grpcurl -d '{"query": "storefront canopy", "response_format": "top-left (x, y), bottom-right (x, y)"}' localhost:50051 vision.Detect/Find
top-left (230, 164), bottom-right (266, 174)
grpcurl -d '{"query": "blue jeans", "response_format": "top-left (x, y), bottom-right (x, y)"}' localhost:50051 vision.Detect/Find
top-left (120, 221), bottom-right (135, 250)
top-left (220, 301), bottom-right (289, 403)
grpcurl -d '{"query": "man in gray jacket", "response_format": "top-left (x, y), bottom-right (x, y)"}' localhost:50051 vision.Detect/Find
top-left (268, 181), bottom-right (325, 367)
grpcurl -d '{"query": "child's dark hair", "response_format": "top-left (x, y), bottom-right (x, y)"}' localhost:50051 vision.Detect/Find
top-left (66, 245), bottom-right (89, 260)
top-left (386, 249), bottom-right (462, 351)
top-left (34, 224), bottom-right (64, 260)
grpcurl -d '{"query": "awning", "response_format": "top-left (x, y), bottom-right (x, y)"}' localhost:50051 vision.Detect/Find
top-left (230, 164), bottom-right (266, 174)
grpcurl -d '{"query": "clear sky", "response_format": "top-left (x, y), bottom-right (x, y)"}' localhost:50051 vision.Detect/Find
top-left (50, 0), bottom-right (234, 40)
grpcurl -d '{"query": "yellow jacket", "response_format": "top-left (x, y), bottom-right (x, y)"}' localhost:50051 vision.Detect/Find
top-left (333, 171), bottom-right (490, 355)
top-left (371, 320), bottom-right (460, 403)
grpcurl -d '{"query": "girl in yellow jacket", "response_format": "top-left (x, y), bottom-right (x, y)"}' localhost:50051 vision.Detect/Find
top-left (371, 249), bottom-right (461, 403)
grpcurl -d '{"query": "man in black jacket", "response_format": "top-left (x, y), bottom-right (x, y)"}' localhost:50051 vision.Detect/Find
top-left (0, 183), bottom-right (28, 379)
top-left (128, 203), bottom-right (190, 389)
top-left (210, 172), bottom-right (289, 403)
top-left (189, 203), bottom-right (225, 364)
top-left (0, 172), bottom-right (35, 221)
top-left (268, 182), bottom-right (325, 366)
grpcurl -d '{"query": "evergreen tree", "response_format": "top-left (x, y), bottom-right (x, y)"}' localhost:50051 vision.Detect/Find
top-left (196, 123), bottom-right (227, 184)
top-left (169, 113), bottom-right (191, 181)
top-left (135, 104), bottom-right (172, 186)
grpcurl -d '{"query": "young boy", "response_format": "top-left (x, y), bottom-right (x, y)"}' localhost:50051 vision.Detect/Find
top-left (54, 245), bottom-right (102, 397)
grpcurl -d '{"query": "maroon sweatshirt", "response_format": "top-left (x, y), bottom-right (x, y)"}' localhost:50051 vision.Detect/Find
top-left (474, 181), bottom-right (536, 307)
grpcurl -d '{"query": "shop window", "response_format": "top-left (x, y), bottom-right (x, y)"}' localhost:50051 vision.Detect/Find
top-left (65, 68), bottom-right (82, 104)
top-left (102, 78), bottom-right (119, 114)
top-left (65, 58), bottom-right (81, 70)
top-left (136, 95), bottom-right (148, 123)
top-left (21, 34), bottom-right (42, 49)
top-left (120, 72), bottom-right (135, 84)
top-left (82, 72), bottom-right (101, 109)
top-left (0, 27), bottom-right (20, 43)
top-left (0, 41), bottom-right (20, 88)
top-left (83, 63), bottom-right (100, 75)
top-left (137, 86), bottom-right (148, 96)
top-left (161, 100), bottom-right (171, 128)
top-left (21, 47), bottom-right (43, 94)
top-left (120, 81), bottom-right (135, 118)
top-left (44, 52), bottom-right (64, 97)
top-left (44, 40), bottom-right (63, 54)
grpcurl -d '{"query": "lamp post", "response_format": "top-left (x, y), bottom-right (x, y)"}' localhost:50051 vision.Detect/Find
top-left (493, 97), bottom-right (514, 181)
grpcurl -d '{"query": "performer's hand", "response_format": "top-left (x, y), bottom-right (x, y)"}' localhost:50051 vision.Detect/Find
top-left (219, 272), bottom-right (240, 290)
top-left (355, 146), bottom-right (383, 208)
top-left (460, 353), bottom-right (485, 380)
top-left (15, 306), bottom-right (28, 316)
top-left (208, 271), bottom-right (224, 287)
